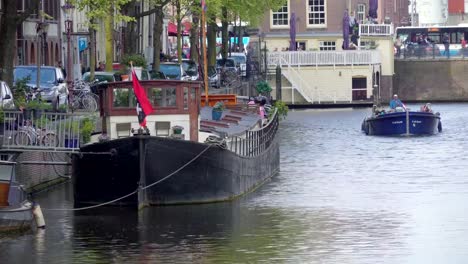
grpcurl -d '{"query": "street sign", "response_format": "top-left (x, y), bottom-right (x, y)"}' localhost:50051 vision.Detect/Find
top-left (78, 37), bottom-right (87, 52)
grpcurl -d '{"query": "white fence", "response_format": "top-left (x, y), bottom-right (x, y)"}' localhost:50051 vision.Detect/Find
top-left (268, 51), bottom-right (381, 67)
top-left (359, 24), bottom-right (394, 36)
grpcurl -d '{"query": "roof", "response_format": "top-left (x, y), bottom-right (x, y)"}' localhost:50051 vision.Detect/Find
top-left (15, 65), bottom-right (58, 69)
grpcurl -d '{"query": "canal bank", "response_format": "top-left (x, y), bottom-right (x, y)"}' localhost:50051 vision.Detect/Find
top-left (394, 59), bottom-right (468, 102)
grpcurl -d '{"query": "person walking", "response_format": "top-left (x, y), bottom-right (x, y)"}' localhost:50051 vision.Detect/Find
top-left (443, 33), bottom-right (450, 58)
top-left (462, 36), bottom-right (467, 58)
top-left (394, 35), bottom-right (402, 58)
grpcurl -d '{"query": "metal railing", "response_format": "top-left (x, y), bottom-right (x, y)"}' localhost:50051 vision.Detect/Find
top-left (268, 51), bottom-right (381, 67)
top-left (359, 23), bottom-right (394, 36)
top-left (227, 109), bottom-right (278, 157)
top-left (1, 111), bottom-right (83, 152)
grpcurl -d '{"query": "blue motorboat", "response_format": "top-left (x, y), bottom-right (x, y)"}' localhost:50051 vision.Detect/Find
top-left (362, 108), bottom-right (442, 136)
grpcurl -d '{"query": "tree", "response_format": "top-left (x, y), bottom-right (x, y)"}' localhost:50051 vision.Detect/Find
top-left (0, 0), bottom-right (38, 87)
top-left (151, 0), bottom-right (171, 72)
top-left (73, 0), bottom-right (132, 73)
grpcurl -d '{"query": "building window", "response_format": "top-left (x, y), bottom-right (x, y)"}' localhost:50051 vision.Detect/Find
top-left (357, 4), bottom-right (365, 24)
top-left (307, 0), bottom-right (326, 27)
top-left (271, 3), bottom-right (289, 27)
top-left (319, 41), bottom-right (335, 51)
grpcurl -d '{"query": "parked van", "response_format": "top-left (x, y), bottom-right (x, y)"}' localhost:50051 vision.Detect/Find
top-left (229, 52), bottom-right (247, 77)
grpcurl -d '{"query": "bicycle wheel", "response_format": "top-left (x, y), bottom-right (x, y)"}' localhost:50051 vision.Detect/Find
top-left (42, 132), bottom-right (59, 147)
top-left (71, 96), bottom-right (81, 110)
top-left (14, 131), bottom-right (32, 146)
top-left (82, 94), bottom-right (98, 112)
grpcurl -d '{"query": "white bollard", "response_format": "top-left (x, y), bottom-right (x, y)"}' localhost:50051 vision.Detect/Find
top-left (33, 204), bottom-right (46, 229)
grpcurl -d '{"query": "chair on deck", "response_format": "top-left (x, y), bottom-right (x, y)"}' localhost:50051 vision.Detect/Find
top-left (155, 121), bottom-right (171, 137)
top-left (116, 123), bottom-right (131, 138)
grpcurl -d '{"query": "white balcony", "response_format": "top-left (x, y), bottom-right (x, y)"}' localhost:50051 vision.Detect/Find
top-left (268, 51), bottom-right (381, 67)
top-left (359, 23), bottom-right (394, 36)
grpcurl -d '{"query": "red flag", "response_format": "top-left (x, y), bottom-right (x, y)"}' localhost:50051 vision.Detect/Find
top-left (132, 69), bottom-right (153, 127)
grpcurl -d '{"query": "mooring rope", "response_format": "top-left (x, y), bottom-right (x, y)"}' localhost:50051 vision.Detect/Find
top-left (43, 144), bottom-right (212, 211)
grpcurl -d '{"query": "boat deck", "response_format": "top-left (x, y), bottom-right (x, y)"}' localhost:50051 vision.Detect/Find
top-left (200, 106), bottom-right (261, 136)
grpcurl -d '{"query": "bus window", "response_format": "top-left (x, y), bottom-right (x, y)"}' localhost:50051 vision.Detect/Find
top-left (428, 33), bottom-right (440, 44)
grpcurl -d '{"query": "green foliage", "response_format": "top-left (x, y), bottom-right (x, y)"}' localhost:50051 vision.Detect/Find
top-left (25, 100), bottom-right (41, 110)
top-left (72, 0), bottom-right (134, 29)
top-left (121, 54), bottom-right (147, 68)
top-left (256, 81), bottom-right (272, 95)
top-left (0, 108), bottom-right (4, 123)
top-left (36, 116), bottom-right (50, 129)
top-left (12, 77), bottom-right (29, 108)
top-left (213, 101), bottom-right (225, 111)
top-left (274, 100), bottom-right (288, 120)
top-left (40, 102), bottom-right (53, 111)
top-left (59, 104), bottom-right (68, 113)
top-left (81, 116), bottom-right (96, 143)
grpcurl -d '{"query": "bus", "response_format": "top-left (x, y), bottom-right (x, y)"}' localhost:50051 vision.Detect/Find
top-left (395, 25), bottom-right (468, 57)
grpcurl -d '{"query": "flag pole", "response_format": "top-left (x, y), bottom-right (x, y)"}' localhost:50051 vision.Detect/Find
top-left (201, 1), bottom-right (209, 105)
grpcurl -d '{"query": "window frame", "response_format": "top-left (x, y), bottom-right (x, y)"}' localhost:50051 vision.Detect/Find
top-left (319, 41), bottom-right (336, 51)
top-left (357, 4), bottom-right (366, 24)
top-left (307, 0), bottom-right (327, 28)
top-left (270, 0), bottom-right (290, 29)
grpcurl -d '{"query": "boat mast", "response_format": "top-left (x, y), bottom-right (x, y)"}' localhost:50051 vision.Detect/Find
top-left (201, 1), bottom-right (209, 104)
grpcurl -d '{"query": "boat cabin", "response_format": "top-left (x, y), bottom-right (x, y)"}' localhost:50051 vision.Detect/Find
top-left (97, 80), bottom-right (201, 141)
top-left (0, 161), bottom-right (18, 207)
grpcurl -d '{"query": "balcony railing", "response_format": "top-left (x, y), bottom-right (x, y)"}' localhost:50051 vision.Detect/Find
top-left (1, 111), bottom-right (84, 152)
top-left (359, 23), bottom-right (394, 36)
top-left (268, 51), bottom-right (381, 67)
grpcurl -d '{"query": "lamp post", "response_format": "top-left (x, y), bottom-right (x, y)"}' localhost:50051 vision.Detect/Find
top-left (62, 2), bottom-right (74, 110)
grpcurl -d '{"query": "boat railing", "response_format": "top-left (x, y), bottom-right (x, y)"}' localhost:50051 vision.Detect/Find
top-left (1, 111), bottom-right (84, 152)
top-left (227, 108), bottom-right (279, 157)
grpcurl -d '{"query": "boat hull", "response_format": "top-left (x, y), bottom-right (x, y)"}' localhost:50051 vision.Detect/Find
top-left (362, 111), bottom-right (441, 136)
top-left (73, 136), bottom-right (280, 206)
top-left (0, 202), bottom-right (34, 233)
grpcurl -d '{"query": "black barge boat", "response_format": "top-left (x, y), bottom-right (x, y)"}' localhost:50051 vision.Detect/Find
top-left (73, 80), bottom-right (280, 207)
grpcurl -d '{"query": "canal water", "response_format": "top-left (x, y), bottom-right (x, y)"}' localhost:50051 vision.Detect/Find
top-left (1, 103), bottom-right (468, 263)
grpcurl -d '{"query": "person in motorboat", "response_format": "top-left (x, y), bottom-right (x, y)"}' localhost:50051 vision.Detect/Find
top-left (372, 105), bottom-right (386, 116)
top-left (389, 94), bottom-right (405, 112)
top-left (420, 103), bottom-right (432, 113)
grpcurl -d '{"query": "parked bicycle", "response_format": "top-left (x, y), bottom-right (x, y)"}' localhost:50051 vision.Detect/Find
top-left (14, 119), bottom-right (59, 147)
top-left (71, 79), bottom-right (99, 112)
top-left (13, 87), bottom-right (59, 147)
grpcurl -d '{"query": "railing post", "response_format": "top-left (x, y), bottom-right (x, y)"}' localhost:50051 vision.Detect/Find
top-left (276, 65), bottom-right (282, 101)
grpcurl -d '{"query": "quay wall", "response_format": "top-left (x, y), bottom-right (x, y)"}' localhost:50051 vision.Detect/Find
top-left (393, 60), bottom-right (468, 102)
top-left (16, 151), bottom-right (71, 193)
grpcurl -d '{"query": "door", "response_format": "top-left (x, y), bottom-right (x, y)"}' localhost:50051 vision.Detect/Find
top-left (352, 77), bottom-right (367, 100)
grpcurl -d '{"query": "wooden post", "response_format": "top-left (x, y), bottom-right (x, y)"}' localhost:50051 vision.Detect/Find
top-left (201, 4), bottom-right (209, 105)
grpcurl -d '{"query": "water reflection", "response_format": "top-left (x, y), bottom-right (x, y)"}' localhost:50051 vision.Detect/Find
top-left (2, 104), bottom-right (468, 263)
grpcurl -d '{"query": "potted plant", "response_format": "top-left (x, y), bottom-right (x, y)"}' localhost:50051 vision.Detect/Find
top-left (64, 120), bottom-right (80, 148)
top-left (80, 116), bottom-right (96, 144)
top-left (256, 81), bottom-right (272, 96)
top-left (212, 101), bottom-right (225, 121)
top-left (172, 125), bottom-right (184, 135)
top-left (58, 104), bottom-right (68, 113)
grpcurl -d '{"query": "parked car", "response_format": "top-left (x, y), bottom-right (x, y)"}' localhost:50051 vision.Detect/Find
top-left (14, 65), bottom-right (68, 108)
top-left (0, 81), bottom-right (15, 109)
top-left (149, 70), bottom-right (167, 80)
top-left (172, 59), bottom-right (199, 81)
top-left (216, 58), bottom-right (237, 73)
top-left (82, 71), bottom-right (122, 83)
top-left (160, 63), bottom-right (190, 80)
top-left (228, 52), bottom-right (247, 77)
top-left (208, 66), bottom-right (220, 88)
